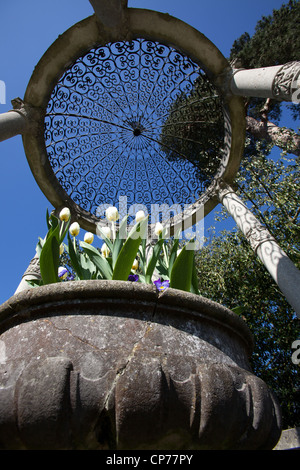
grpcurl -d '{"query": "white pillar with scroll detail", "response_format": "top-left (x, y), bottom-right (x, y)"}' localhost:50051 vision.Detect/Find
top-left (216, 180), bottom-right (300, 319)
top-left (228, 61), bottom-right (300, 102)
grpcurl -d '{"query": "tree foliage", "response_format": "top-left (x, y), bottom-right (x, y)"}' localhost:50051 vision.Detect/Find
top-left (160, 1), bottom-right (300, 185)
top-left (159, 73), bottom-right (224, 189)
top-left (230, 0), bottom-right (300, 69)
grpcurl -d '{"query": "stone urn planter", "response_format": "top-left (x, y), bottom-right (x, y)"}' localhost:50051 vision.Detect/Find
top-left (0, 281), bottom-right (281, 450)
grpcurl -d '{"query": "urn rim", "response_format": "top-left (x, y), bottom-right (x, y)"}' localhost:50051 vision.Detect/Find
top-left (0, 280), bottom-right (254, 352)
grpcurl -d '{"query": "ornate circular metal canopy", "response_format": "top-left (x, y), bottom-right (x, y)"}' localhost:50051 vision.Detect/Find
top-left (23, 9), bottom-right (245, 234)
top-left (45, 38), bottom-right (224, 220)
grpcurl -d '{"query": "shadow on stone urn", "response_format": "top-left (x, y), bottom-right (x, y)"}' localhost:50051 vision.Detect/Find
top-left (0, 280), bottom-right (281, 450)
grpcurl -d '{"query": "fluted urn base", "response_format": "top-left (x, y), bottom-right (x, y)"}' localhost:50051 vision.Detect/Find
top-left (0, 281), bottom-right (281, 450)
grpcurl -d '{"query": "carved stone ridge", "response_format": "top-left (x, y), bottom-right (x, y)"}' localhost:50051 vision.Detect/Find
top-left (23, 255), bottom-right (41, 279)
top-left (244, 223), bottom-right (276, 253)
top-left (272, 61), bottom-right (300, 101)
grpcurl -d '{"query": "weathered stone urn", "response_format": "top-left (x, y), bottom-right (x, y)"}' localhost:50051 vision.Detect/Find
top-left (0, 281), bottom-right (281, 450)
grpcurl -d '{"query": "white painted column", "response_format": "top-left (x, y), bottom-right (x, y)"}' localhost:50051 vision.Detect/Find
top-left (0, 110), bottom-right (28, 142)
top-left (228, 61), bottom-right (300, 102)
top-left (217, 181), bottom-right (300, 318)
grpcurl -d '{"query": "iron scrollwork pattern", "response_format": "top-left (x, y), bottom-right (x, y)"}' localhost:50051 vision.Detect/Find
top-left (44, 39), bottom-right (225, 219)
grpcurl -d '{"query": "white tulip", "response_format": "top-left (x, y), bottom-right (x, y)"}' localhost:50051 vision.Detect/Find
top-left (59, 207), bottom-right (71, 222)
top-left (59, 244), bottom-right (64, 255)
top-left (84, 232), bottom-right (94, 244)
top-left (132, 259), bottom-right (139, 271)
top-left (101, 242), bottom-right (110, 258)
top-left (69, 222), bottom-right (80, 237)
top-left (135, 210), bottom-right (146, 223)
top-left (101, 226), bottom-right (111, 239)
top-left (106, 206), bottom-right (119, 222)
top-left (154, 222), bottom-right (164, 236)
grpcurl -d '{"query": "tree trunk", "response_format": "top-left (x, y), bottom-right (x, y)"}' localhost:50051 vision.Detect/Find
top-left (246, 116), bottom-right (300, 157)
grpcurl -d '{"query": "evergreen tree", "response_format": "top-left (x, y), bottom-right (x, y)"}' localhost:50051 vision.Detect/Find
top-left (230, 0), bottom-right (300, 155)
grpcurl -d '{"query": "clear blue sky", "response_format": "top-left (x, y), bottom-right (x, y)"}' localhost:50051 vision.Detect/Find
top-left (0, 0), bottom-right (290, 303)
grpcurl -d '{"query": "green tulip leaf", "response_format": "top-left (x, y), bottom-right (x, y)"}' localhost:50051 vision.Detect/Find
top-left (39, 224), bottom-right (60, 284)
top-left (232, 306), bottom-right (245, 315)
top-left (145, 238), bottom-right (165, 283)
top-left (112, 217), bottom-right (148, 281)
top-left (170, 240), bottom-right (195, 292)
top-left (59, 219), bottom-right (71, 244)
top-left (67, 232), bottom-right (85, 280)
top-left (138, 238), bottom-right (147, 272)
top-left (46, 208), bottom-right (51, 230)
top-left (80, 241), bottom-right (113, 280)
top-left (26, 278), bottom-right (43, 287)
top-left (35, 237), bottom-right (45, 257)
top-left (167, 237), bottom-right (180, 276)
top-left (112, 215), bottom-right (128, 268)
top-left (79, 252), bottom-right (97, 280)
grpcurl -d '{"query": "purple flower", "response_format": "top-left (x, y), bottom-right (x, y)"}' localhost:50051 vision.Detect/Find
top-left (154, 279), bottom-right (170, 291)
top-left (128, 274), bottom-right (139, 282)
top-left (58, 267), bottom-right (74, 281)
top-left (58, 267), bottom-right (68, 279)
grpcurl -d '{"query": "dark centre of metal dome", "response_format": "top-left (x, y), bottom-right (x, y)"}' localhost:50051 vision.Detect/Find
top-left (133, 128), bottom-right (141, 137)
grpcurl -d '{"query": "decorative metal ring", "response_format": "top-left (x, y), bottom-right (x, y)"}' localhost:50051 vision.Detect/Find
top-left (23, 9), bottom-right (245, 233)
